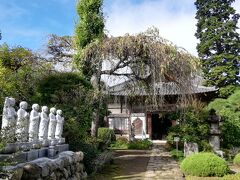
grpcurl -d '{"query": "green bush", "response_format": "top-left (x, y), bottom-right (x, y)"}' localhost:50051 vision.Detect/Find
top-left (110, 137), bottom-right (129, 149)
top-left (128, 139), bottom-right (152, 150)
top-left (167, 104), bottom-right (209, 151)
top-left (75, 140), bottom-right (99, 174)
top-left (98, 128), bottom-right (116, 150)
top-left (233, 153), bottom-right (240, 166)
top-left (180, 152), bottom-right (229, 177)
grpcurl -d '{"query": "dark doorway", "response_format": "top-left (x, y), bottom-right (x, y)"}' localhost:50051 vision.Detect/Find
top-left (152, 113), bottom-right (172, 140)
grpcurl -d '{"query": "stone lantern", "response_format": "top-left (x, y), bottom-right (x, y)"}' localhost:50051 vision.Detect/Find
top-left (208, 109), bottom-right (221, 151)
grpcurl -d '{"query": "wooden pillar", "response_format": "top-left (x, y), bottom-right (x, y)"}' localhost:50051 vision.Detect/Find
top-left (147, 113), bottom-right (152, 139)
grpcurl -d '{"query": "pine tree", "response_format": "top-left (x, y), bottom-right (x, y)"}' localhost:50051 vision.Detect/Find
top-left (195, 0), bottom-right (240, 97)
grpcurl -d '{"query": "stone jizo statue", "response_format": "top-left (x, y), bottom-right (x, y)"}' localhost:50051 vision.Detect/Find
top-left (16, 101), bottom-right (29, 142)
top-left (29, 104), bottom-right (40, 142)
top-left (39, 106), bottom-right (49, 144)
top-left (48, 107), bottom-right (57, 140)
top-left (1, 97), bottom-right (17, 137)
top-left (55, 109), bottom-right (64, 139)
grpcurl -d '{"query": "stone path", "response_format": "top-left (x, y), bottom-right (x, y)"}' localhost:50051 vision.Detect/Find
top-left (144, 141), bottom-right (184, 180)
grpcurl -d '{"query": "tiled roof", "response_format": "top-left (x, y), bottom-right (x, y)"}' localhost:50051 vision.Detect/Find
top-left (106, 80), bottom-right (217, 96)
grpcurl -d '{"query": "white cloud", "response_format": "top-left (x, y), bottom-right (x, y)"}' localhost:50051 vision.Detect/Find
top-left (105, 0), bottom-right (240, 56)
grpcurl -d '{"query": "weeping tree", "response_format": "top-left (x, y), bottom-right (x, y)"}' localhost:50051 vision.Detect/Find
top-left (80, 28), bottom-right (200, 108)
top-left (48, 27), bottom-right (200, 137)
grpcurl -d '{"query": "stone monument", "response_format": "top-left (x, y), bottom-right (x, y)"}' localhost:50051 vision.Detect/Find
top-left (55, 109), bottom-right (65, 144)
top-left (39, 106), bottom-right (49, 147)
top-left (16, 101), bottom-right (29, 142)
top-left (184, 141), bottom-right (199, 157)
top-left (0, 98), bottom-right (69, 163)
top-left (208, 109), bottom-right (223, 157)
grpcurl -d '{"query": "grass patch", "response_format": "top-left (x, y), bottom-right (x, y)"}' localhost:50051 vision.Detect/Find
top-left (170, 149), bottom-right (184, 162)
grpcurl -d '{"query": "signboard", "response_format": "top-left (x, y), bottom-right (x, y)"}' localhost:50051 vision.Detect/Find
top-left (174, 137), bottom-right (180, 142)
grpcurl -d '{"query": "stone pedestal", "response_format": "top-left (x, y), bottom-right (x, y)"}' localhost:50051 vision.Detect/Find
top-left (55, 144), bottom-right (69, 154)
top-left (18, 142), bottom-right (33, 152)
top-left (38, 148), bottom-right (48, 158)
top-left (0, 143), bottom-right (19, 154)
top-left (209, 135), bottom-right (220, 151)
top-left (27, 149), bottom-right (39, 161)
top-left (48, 147), bottom-right (57, 158)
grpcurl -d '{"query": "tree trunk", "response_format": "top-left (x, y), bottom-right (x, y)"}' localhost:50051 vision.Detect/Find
top-left (90, 64), bottom-right (102, 137)
top-left (91, 110), bottom-right (99, 137)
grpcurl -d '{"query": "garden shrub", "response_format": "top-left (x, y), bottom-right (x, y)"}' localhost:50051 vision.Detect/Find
top-left (110, 137), bottom-right (129, 149)
top-left (167, 103), bottom-right (209, 151)
top-left (128, 139), bottom-right (152, 150)
top-left (233, 153), bottom-right (240, 166)
top-left (180, 152), bottom-right (229, 177)
top-left (98, 128), bottom-right (116, 150)
top-left (74, 140), bottom-right (99, 174)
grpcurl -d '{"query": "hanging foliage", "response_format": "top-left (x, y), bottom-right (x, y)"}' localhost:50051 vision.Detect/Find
top-left (80, 28), bottom-right (200, 106)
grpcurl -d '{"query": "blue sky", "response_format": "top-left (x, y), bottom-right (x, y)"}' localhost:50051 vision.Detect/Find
top-left (0, 0), bottom-right (239, 55)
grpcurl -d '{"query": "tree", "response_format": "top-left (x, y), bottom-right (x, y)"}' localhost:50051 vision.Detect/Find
top-left (0, 44), bottom-right (52, 110)
top-left (75, 0), bottom-right (105, 78)
top-left (74, 0), bottom-right (105, 137)
top-left (49, 28), bottom-right (199, 137)
top-left (195, 0), bottom-right (240, 98)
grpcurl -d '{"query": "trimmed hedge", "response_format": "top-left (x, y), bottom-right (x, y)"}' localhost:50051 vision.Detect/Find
top-left (233, 153), bottom-right (240, 166)
top-left (180, 153), bottom-right (229, 177)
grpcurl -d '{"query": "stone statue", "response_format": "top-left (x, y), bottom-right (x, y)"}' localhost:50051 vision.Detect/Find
top-left (29, 104), bottom-right (40, 142)
top-left (39, 106), bottom-right (49, 146)
top-left (1, 97), bottom-right (17, 139)
top-left (55, 110), bottom-right (64, 139)
top-left (130, 123), bottom-right (135, 141)
top-left (16, 101), bottom-right (29, 142)
top-left (48, 107), bottom-right (57, 141)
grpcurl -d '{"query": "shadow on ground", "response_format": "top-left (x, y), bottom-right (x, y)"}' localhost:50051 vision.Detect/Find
top-left (87, 150), bottom-right (151, 180)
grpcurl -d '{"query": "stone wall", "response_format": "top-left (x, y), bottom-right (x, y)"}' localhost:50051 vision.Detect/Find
top-left (0, 151), bottom-right (86, 180)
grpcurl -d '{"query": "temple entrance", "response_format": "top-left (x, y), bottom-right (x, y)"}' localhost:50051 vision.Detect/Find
top-left (151, 113), bottom-right (172, 140)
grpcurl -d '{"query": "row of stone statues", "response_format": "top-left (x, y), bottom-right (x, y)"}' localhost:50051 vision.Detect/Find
top-left (1, 97), bottom-right (65, 147)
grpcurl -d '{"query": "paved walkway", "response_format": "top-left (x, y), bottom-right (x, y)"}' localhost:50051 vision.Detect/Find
top-left (144, 141), bottom-right (184, 180)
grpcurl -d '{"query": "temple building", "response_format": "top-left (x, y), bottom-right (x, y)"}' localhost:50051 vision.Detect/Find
top-left (107, 78), bottom-right (217, 140)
